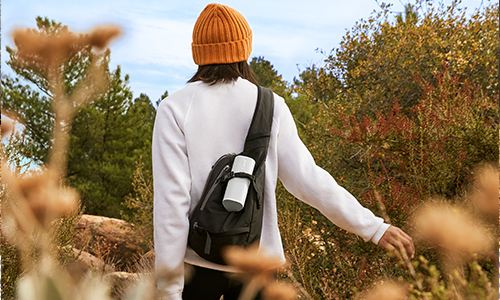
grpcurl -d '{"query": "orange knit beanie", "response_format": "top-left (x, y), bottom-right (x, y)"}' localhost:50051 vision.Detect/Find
top-left (192, 3), bottom-right (252, 66)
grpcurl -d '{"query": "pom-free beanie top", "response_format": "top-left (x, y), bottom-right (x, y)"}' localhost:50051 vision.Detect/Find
top-left (192, 3), bottom-right (252, 65)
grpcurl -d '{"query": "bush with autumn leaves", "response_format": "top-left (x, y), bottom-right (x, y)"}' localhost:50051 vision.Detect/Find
top-left (279, 0), bottom-right (498, 299)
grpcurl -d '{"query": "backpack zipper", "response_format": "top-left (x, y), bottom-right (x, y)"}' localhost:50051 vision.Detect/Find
top-left (200, 164), bottom-right (231, 211)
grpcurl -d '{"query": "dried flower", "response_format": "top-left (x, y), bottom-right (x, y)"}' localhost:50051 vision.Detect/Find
top-left (262, 282), bottom-right (297, 300)
top-left (470, 164), bottom-right (499, 218)
top-left (223, 244), bottom-right (284, 274)
top-left (11, 28), bottom-right (83, 68)
top-left (223, 245), bottom-right (288, 300)
top-left (11, 24), bottom-right (121, 69)
top-left (87, 25), bottom-right (122, 51)
top-left (14, 169), bottom-right (79, 226)
top-left (361, 281), bottom-right (408, 300)
top-left (412, 202), bottom-right (490, 255)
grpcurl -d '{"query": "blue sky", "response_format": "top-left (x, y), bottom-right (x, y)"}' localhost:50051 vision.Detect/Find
top-left (1, 0), bottom-right (487, 103)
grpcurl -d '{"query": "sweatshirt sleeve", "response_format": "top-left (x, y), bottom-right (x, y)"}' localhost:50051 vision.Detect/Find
top-left (152, 99), bottom-right (191, 300)
top-left (276, 99), bottom-right (389, 243)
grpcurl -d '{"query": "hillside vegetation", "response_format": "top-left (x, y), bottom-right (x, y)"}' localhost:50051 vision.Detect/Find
top-left (1, 1), bottom-right (498, 299)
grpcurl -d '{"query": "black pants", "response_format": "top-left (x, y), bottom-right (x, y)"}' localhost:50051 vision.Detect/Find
top-left (182, 265), bottom-right (262, 300)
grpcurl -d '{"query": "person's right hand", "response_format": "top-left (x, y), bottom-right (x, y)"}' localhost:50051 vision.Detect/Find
top-left (378, 225), bottom-right (415, 259)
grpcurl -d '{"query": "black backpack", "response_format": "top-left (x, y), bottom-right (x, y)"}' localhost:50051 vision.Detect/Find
top-left (188, 85), bottom-right (274, 265)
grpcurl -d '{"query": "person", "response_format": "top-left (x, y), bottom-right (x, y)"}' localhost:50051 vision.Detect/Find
top-left (152, 3), bottom-right (415, 300)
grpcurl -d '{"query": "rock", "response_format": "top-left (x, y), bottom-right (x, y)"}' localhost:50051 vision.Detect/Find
top-left (73, 214), bottom-right (144, 271)
top-left (73, 248), bottom-right (115, 273)
top-left (105, 271), bottom-right (140, 299)
top-left (57, 245), bottom-right (115, 283)
top-left (64, 248), bottom-right (115, 284)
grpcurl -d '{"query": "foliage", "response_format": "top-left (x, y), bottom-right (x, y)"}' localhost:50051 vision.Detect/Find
top-left (249, 56), bottom-right (318, 144)
top-left (66, 70), bottom-right (156, 218)
top-left (122, 157), bottom-right (154, 249)
top-left (293, 64), bottom-right (341, 109)
top-left (279, 1), bottom-right (499, 298)
top-left (2, 17), bottom-right (157, 219)
top-left (277, 181), bottom-right (401, 299)
top-left (401, 256), bottom-right (499, 300)
top-left (329, 69), bottom-right (498, 219)
top-left (295, 0), bottom-right (499, 118)
top-left (1, 76), bottom-right (53, 163)
top-left (290, 0), bottom-right (498, 214)
top-left (250, 56), bottom-right (280, 88)
top-left (250, 56), bottom-right (290, 98)
top-left (154, 90), bottom-right (169, 108)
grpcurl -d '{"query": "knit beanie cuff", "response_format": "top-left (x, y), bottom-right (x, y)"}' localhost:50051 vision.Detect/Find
top-left (192, 33), bottom-right (252, 65)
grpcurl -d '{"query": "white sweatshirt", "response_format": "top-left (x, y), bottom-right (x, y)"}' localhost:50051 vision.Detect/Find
top-left (152, 78), bottom-right (389, 300)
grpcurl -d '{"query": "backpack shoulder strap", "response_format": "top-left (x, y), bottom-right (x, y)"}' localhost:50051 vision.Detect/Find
top-left (242, 85), bottom-right (274, 166)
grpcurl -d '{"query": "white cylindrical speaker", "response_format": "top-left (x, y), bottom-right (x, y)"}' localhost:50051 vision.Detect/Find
top-left (222, 155), bottom-right (256, 212)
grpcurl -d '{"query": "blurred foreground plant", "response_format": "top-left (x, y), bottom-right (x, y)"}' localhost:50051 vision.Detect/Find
top-left (355, 165), bottom-right (499, 300)
top-left (223, 245), bottom-right (298, 300)
top-left (1, 22), bottom-right (155, 300)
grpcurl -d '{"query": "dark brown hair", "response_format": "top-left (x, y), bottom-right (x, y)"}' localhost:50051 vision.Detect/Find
top-left (188, 61), bottom-right (258, 85)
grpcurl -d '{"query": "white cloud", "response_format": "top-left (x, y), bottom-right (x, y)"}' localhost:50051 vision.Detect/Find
top-left (113, 17), bottom-right (195, 69)
top-left (2, 0), bottom-right (489, 100)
